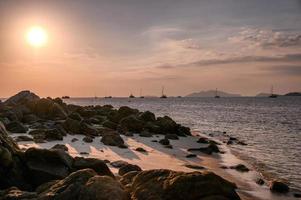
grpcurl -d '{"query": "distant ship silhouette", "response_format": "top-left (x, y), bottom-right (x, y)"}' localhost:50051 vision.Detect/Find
top-left (269, 86), bottom-right (278, 98)
top-left (214, 88), bottom-right (220, 98)
top-left (160, 86), bottom-right (167, 98)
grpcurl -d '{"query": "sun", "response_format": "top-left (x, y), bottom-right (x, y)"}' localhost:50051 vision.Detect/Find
top-left (26, 26), bottom-right (48, 47)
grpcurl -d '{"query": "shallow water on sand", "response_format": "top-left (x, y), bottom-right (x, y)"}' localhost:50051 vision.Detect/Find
top-left (64, 96), bottom-right (301, 190)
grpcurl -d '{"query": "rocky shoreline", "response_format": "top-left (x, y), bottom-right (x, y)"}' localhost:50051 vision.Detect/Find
top-left (0, 91), bottom-right (297, 200)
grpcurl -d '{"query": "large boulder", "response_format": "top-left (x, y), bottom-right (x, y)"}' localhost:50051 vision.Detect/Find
top-left (24, 148), bottom-right (74, 187)
top-left (0, 122), bottom-right (30, 190)
top-left (120, 116), bottom-right (144, 132)
top-left (72, 157), bottom-right (114, 178)
top-left (270, 181), bottom-right (289, 193)
top-left (63, 118), bottom-right (82, 134)
top-left (108, 106), bottom-right (138, 123)
top-left (138, 111), bottom-right (156, 122)
top-left (0, 187), bottom-right (38, 200)
top-left (155, 116), bottom-right (178, 134)
top-left (37, 169), bottom-right (97, 199)
top-left (101, 131), bottom-right (125, 147)
top-left (119, 164), bottom-right (142, 176)
top-left (129, 169), bottom-right (240, 200)
top-left (27, 98), bottom-right (67, 120)
top-left (79, 176), bottom-right (129, 200)
top-left (4, 91), bottom-right (40, 106)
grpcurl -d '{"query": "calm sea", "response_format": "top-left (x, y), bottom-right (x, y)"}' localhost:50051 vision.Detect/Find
top-left (63, 96), bottom-right (301, 190)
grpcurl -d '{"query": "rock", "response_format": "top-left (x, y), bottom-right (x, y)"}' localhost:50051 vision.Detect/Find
top-left (15, 135), bottom-right (33, 142)
top-left (81, 122), bottom-right (99, 136)
top-left (24, 147), bottom-right (74, 187)
top-left (83, 136), bottom-right (93, 143)
top-left (51, 144), bottom-right (68, 152)
top-left (185, 154), bottom-right (197, 158)
top-left (294, 193), bottom-right (301, 198)
top-left (0, 122), bottom-right (31, 190)
top-left (197, 137), bottom-right (209, 144)
top-left (71, 138), bottom-right (78, 142)
top-left (101, 131), bottom-right (125, 147)
top-left (164, 144), bottom-right (173, 149)
top-left (156, 116), bottom-right (178, 134)
top-left (80, 152), bottom-right (89, 155)
top-left (22, 114), bottom-right (39, 124)
top-left (159, 138), bottom-right (170, 145)
top-left (138, 111), bottom-right (156, 122)
top-left (120, 116), bottom-right (144, 132)
top-left (139, 131), bottom-right (152, 137)
top-left (177, 125), bottom-right (191, 136)
top-left (27, 98), bottom-right (67, 120)
top-left (63, 118), bottom-right (82, 134)
top-left (29, 128), bottom-right (63, 141)
top-left (270, 180), bottom-right (289, 193)
top-left (111, 160), bottom-right (129, 168)
top-left (165, 134), bottom-right (179, 140)
top-left (79, 175), bottom-right (129, 200)
top-left (256, 178), bottom-right (265, 185)
top-left (119, 171), bottom-right (139, 187)
top-left (129, 169), bottom-right (240, 200)
top-left (68, 112), bottom-right (83, 121)
top-left (135, 147), bottom-right (147, 153)
top-left (118, 164), bottom-right (142, 176)
top-left (188, 143), bottom-right (220, 155)
top-left (102, 120), bottom-right (118, 130)
top-left (230, 164), bottom-right (249, 172)
top-left (6, 121), bottom-right (28, 133)
top-left (151, 140), bottom-right (158, 142)
top-left (72, 157), bottom-right (114, 178)
top-left (38, 169), bottom-right (97, 199)
top-left (4, 90), bottom-right (40, 106)
top-left (184, 164), bottom-right (205, 170)
top-left (0, 187), bottom-right (38, 200)
top-left (124, 132), bottom-right (134, 137)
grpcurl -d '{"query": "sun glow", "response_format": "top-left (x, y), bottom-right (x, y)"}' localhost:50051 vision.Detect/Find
top-left (26, 26), bottom-right (48, 47)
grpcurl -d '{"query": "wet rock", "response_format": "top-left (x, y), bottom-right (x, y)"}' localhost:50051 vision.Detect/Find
top-left (51, 144), bottom-right (68, 152)
top-left (294, 193), bottom-right (301, 198)
top-left (185, 154), bottom-right (197, 158)
top-left (138, 111), bottom-right (156, 122)
top-left (184, 164), bottom-right (205, 170)
top-left (72, 157), bottom-right (114, 178)
top-left (119, 171), bottom-right (139, 187)
top-left (29, 128), bottom-right (63, 141)
top-left (165, 134), bottom-right (179, 140)
top-left (120, 115), bottom-right (144, 132)
top-left (118, 164), bottom-right (142, 176)
top-left (270, 180), bottom-right (290, 193)
top-left (71, 138), bottom-right (78, 142)
top-left (101, 131), bottom-right (125, 147)
top-left (6, 121), bottom-right (28, 133)
top-left (197, 137), bottom-right (209, 144)
top-left (177, 125), bottom-right (191, 136)
top-left (124, 132), bottom-right (134, 137)
top-left (164, 144), bottom-right (173, 149)
top-left (24, 147), bottom-right (74, 187)
top-left (129, 169), bottom-right (240, 200)
top-left (159, 138), bottom-right (170, 145)
top-left (188, 143), bottom-right (220, 155)
top-left (15, 135), bottom-right (33, 142)
top-left (111, 160), bottom-right (129, 168)
top-left (81, 122), bottom-right (99, 136)
top-left (156, 116), bottom-right (178, 134)
top-left (4, 90), bottom-right (40, 106)
top-left (83, 136), bottom-right (93, 143)
top-left (135, 147), bottom-right (147, 153)
top-left (230, 164), bottom-right (249, 172)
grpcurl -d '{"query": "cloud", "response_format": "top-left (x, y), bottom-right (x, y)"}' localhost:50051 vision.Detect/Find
top-left (229, 27), bottom-right (301, 48)
top-left (156, 53), bottom-right (301, 69)
top-left (263, 65), bottom-right (301, 75)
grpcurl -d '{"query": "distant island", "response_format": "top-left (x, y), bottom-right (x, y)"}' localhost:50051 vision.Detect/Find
top-left (256, 92), bottom-right (301, 97)
top-left (186, 90), bottom-right (241, 97)
top-left (284, 92), bottom-right (301, 96)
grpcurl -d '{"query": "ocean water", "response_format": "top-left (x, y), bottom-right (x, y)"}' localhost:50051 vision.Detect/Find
top-left (63, 96), bottom-right (301, 190)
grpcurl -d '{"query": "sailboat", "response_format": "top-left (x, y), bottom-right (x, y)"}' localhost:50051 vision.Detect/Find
top-left (269, 86), bottom-right (278, 98)
top-left (214, 88), bottom-right (220, 98)
top-left (129, 93), bottom-right (135, 98)
top-left (160, 86), bottom-right (167, 98)
top-left (139, 89), bottom-right (144, 98)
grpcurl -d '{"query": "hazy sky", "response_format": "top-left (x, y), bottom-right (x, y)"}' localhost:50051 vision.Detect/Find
top-left (1, 0), bottom-right (301, 97)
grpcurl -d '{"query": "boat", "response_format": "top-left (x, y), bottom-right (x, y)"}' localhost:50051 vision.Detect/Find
top-left (214, 88), bottom-right (220, 98)
top-left (139, 89), bottom-right (144, 98)
top-left (160, 86), bottom-right (167, 98)
top-left (104, 96), bottom-right (112, 99)
top-left (62, 96), bottom-right (70, 99)
top-left (269, 86), bottom-right (278, 98)
top-left (129, 94), bottom-right (135, 98)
